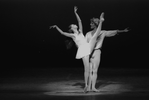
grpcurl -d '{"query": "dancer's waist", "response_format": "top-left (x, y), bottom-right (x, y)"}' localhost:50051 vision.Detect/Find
top-left (94, 48), bottom-right (101, 50)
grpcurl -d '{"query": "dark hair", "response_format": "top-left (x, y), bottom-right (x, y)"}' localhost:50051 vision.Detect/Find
top-left (68, 28), bottom-right (73, 33)
top-left (90, 18), bottom-right (100, 27)
top-left (64, 24), bottom-right (77, 49)
top-left (65, 38), bottom-right (74, 49)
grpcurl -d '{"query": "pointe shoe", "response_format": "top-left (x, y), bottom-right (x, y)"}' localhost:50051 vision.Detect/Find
top-left (100, 12), bottom-right (104, 21)
top-left (84, 86), bottom-right (91, 93)
top-left (92, 88), bottom-right (100, 92)
top-left (84, 87), bottom-right (88, 93)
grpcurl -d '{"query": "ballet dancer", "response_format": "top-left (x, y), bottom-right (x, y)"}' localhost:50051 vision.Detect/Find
top-left (85, 18), bottom-right (129, 92)
top-left (50, 6), bottom-right (104, 92)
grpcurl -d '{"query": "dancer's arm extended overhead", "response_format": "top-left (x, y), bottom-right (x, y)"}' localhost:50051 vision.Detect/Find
top-left (50, 25), bottom-right (75, 38)
top-left (74, 6), bottom-right (83, 33)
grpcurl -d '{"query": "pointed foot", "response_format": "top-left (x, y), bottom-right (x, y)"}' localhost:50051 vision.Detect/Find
top-left (100, 12), bottom-right (105, 21)
top-left (92, 88), bottom-right (100, 92)
top-left (84, 86), bottom-right (91, 93)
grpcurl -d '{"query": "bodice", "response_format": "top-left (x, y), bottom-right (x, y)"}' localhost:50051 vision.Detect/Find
top-left (73, 33), bottom-right (87, 47)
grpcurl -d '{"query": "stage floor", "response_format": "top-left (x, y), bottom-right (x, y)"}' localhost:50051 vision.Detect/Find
top-left (0, 68), bottom-right (149, 100)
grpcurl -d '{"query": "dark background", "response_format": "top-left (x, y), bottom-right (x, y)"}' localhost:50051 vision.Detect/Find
top-left (1, 0), bottom-right (149, 75)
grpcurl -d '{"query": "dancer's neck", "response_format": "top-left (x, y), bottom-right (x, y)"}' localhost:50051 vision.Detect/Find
top-left (92, 28), bottom-right (97, 35)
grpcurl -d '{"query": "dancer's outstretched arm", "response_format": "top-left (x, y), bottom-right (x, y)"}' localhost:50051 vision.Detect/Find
top-left (117, 28), bottom-right (129, 33)
top-left (74, 6), bottom-right (83, 33)
top-left (105, 28), bottom-right (129, 37)
top-left (50, 25), bottom-right (75, 38)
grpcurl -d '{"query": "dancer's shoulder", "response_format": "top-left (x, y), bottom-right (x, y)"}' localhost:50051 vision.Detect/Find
top-left (86, 31), bottom-right (92, 34)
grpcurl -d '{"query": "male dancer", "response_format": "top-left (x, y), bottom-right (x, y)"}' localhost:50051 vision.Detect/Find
top-left (85, 18), bottom-right (129, 92)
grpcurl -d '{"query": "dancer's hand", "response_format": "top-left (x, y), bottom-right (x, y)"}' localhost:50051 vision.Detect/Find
top-left (74, 6), bottom-right (78, 12)
top-left (123, 27), bottom-right (129, 32)
top-left (117, 27), bottom-right (129, 33)
top-left (49, 25), bottom-right (57, 29)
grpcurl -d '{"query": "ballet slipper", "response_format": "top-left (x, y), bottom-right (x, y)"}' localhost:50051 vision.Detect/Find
top-left (92, 88), bottom-right (100, 92)
top-left (100, 13), bottom-right (105, 22)
top-left (84, 87), bottom-right (88, 93)
top-left (84, 86), bottom-right (91, 93)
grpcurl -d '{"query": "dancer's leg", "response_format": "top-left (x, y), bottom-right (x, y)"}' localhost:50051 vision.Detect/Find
top-left (90, 49), bottom-right (101, 91)
top-left (89, 13), bottom-right (104, 53)
top-left (87, 62), bottom-right (93, 91)
top-left (82, 55), bottom-right (90, 91)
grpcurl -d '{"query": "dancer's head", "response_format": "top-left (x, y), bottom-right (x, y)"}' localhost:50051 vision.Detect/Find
top-left (69, 24), bottom-right (78, 33)
top-left (90, 18), bottom-right (100, 29)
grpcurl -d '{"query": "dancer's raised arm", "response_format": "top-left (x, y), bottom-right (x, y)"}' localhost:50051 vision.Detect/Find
top-left (105, 28), bottom-right (129, 37)
top-left (50, 25), bottom-right (75, 38)
top-left (74, 6), bottom-right (83, 33)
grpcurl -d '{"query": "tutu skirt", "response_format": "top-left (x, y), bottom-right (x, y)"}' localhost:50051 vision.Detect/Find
top-left (76, 43), bottom-right (91, 59)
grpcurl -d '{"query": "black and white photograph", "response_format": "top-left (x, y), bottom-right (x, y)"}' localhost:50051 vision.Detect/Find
top-left (1, 0), bottom-right (149, 100)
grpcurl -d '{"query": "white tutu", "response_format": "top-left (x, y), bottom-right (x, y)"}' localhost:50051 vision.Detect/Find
top-left (76, 42), bottom-right (90, 59)
top-left (73, 33), bottom-right (91, 59)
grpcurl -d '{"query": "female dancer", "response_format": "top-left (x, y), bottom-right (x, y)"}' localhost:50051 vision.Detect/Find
top-left (50, 7), bottom-right (104, 92)
top-left (86, 18), bottom-right (129, 92)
